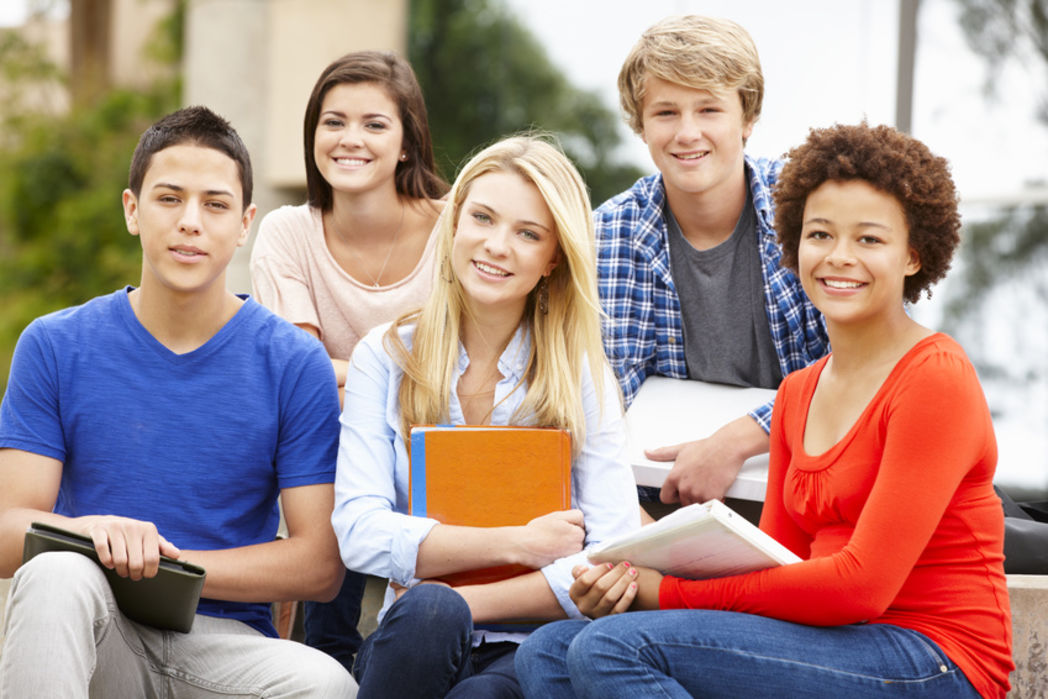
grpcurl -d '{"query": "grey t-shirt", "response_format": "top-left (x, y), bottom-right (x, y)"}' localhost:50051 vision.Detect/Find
top-left (666, 187), bottom-right (783, 389)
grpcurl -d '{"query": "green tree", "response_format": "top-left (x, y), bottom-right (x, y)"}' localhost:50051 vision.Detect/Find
top-left (409, 0), bottom-right (643, 205)
top-left (0, 5), bottom-right (182, 392)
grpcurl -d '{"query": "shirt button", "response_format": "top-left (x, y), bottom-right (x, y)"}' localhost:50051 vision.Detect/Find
top-left (667, 336), bottom-right (676, 344)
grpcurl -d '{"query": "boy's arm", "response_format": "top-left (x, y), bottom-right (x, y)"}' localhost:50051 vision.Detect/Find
top-left (179, 482), bottom-right (344, 603)
top-left (0, 448), bottom-right (64, 577)
top-left (0, 449), bottom-right (180, 580)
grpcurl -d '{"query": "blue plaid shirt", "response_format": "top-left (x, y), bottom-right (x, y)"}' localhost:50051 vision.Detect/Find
top-left (595, 155), bottom-right (829, 432)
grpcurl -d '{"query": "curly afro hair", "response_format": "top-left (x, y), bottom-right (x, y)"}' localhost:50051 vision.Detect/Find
top-left (774, 123), bottom-right (961, 303)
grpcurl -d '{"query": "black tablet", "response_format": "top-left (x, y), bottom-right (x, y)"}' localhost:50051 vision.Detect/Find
top-left (22, 521), bottom-right (206, 633)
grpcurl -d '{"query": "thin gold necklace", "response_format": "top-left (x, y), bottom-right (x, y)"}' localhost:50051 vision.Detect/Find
top-left (363, 201), bottom-right (405, 288)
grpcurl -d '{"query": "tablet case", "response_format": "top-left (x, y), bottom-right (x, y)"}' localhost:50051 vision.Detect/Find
top-left (22, 522), bottom-right (206, 633)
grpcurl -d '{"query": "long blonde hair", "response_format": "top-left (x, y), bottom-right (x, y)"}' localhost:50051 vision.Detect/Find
top-left (385, 134), bottom-right (615, 456)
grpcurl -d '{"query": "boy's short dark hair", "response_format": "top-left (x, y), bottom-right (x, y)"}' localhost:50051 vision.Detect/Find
top-left (774, 122), bottom-right (961, 303)
top-left (127, 105), bottom-right (253, 209)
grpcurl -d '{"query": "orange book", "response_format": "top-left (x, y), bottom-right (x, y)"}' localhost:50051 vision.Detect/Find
top-left (409, 425), bottom-right (572, 586)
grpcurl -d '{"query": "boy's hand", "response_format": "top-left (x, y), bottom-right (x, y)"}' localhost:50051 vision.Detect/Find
top-left (650, 436), bottom-right (744, 505)
top-left (512, 509), bottom-right (585, 569)
top-left (650, 415), bottom-right (769, 505)
top-left (73, 515), bottom-right (181, 580)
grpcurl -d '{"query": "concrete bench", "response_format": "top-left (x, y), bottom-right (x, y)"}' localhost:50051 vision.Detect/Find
top-left (1007, 574), bottom-right (1048, 697)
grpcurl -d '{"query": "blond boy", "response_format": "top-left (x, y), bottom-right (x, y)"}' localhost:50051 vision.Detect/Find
top-left (597, 16), bottom-right (828, 505)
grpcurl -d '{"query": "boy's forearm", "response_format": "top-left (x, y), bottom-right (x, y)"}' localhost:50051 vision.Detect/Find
top-left (0, 508), bottom-right (70, 577)
top-left (182, 533), bottom-right (344, 603)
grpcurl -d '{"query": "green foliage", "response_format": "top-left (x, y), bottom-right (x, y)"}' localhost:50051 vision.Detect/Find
top-left (409, 0), bottom-right (643, 205)
top-left (0, 10), bottom-right (182, 393)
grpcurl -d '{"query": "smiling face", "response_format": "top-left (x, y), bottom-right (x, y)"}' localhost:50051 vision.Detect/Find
top-left (124, 143), bottom-right (255, 301)
top-left (313, 81), bottom-right (404, 196)
top-left (451, 170), bottom-right (560, 321)
top-left (798, 179), bottom-right (920, 327)
top-left (640, 76), bottom-right (753, 205)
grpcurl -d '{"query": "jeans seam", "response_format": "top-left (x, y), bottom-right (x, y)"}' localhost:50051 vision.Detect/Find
top-left (895, 627), bottom-right (951, 673)
top-left (639, 641), bottom-right (958, 685)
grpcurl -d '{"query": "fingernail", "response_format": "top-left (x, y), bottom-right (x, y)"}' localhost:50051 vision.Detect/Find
top-left (606, 563), bottom-right (613, 570)
top-left (629, 567), bottom-right (638, 577)
top-left (623, 561), bottom-right (631, 568)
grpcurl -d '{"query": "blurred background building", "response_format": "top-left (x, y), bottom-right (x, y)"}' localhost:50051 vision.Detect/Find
top-left (0, 0), bottom-right (1045, 496)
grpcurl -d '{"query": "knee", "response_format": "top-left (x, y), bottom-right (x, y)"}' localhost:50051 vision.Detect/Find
top-left (387, 584), bottom-right (471, 634)
top-left (563, 615), bottom-right (633, 673)
top-left (516, 620), bottom-right (587, 679)
top-left (11, 552), bottom-right (110, 614)
top-left (294, 648), bottom-right (358, 697)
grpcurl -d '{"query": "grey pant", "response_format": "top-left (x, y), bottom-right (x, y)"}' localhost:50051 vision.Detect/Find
top-left (0, 552), bottom-right (357, 698)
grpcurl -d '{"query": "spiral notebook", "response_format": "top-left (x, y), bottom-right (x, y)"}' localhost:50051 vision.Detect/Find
top-left (22, 521), bottom-right (206, 632)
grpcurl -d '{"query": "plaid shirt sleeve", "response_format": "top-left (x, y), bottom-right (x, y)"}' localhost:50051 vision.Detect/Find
top-left (747, 156), bottom-right (831, 432)
top-left (595, 175), bottom-right (688, 408)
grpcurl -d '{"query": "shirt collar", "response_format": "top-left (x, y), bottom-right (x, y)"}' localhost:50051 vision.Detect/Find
top-left (455, 322), bottom-right (531, 384)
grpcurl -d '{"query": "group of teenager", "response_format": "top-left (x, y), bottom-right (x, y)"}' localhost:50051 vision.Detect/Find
top-left (0, 13), bottom-right (1014, 699)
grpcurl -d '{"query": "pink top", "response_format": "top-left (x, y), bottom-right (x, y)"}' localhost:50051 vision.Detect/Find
top-left (250, 204), bottom-right (438, 361)
top-left (660, 334), bottom-right (1013, 698)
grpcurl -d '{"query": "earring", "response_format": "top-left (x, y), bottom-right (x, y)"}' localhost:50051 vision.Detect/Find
top-left (399, 153), bottom-right (408, 162)
top-left (440, 255), bottom-right (454, 284)
top-left (538, 277), bottom-right (549, 315)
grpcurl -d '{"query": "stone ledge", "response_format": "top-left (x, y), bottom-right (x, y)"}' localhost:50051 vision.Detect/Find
top-left (1007, 574), bottom-right (1048, 698)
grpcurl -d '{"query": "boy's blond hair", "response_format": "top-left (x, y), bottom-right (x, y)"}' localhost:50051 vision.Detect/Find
top-left (618, 15), bottom-right (764, 133)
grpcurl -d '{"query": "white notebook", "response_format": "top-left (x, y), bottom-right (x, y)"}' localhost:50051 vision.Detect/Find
top-left (587, 500), bottom-right (801, 579)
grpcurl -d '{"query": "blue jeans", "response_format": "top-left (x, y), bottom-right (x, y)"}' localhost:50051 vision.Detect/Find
top-left (303, 568), bottom-right (367, 673)
top-left (352, 584), bottom-right (522, 698)
top-left (515, 610), bottom-right (981, 698)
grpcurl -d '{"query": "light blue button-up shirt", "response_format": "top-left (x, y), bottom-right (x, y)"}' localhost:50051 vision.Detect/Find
top-left (331, 320), bottom-right (640, 643)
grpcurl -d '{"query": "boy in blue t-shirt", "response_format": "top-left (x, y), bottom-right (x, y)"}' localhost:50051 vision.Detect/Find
top-left (0, 106), bottom-right (357, 696)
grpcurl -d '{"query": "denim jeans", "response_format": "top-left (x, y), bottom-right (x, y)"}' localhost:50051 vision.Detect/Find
top-left (352, 584), bottom-right (522, 698)
top-left (515, 610), bottom-right (981, 698)
top-left (0, 551), bottom-right (357, 698)
top-left (303, 568), bottom-right (367, 672)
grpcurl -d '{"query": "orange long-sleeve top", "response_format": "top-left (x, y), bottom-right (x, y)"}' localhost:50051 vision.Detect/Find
top-left (660, 334), bottom-right (1013, 698)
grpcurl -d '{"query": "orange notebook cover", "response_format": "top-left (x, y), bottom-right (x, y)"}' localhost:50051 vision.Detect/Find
top-left (409, 425), bottom-right (572, 586)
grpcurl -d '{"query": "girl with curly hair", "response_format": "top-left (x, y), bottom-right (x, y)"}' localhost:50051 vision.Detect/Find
top-left (515, 123), bottom-right (1013, 698)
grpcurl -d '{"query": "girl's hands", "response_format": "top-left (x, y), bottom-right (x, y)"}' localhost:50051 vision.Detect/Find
top-left (512, 509), bottom-right (586, 569)
top-left (569, 562), bottom-right (631, 617)
top-left (569, 562), bottom-right (664, 618)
